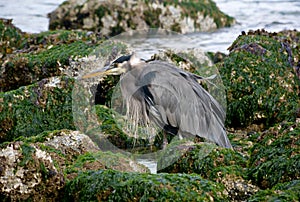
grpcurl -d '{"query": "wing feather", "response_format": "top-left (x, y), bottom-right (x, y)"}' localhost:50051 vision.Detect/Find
top-left (135, 61), bottom-right (232, 148)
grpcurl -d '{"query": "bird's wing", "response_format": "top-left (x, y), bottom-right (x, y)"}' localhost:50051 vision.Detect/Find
top-left (138, 61), bottom-right (232, 148)
top-left (187, 77), bottom-right (231, 148)
top-left (137, 67), bottom-right (180, 131)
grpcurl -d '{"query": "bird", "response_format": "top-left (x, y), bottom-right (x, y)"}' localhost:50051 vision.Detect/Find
top-left (82, 54), bottom-right (232, 149)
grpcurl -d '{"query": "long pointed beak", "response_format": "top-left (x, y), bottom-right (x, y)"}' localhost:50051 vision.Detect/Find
top-left (82, 65), bottom-right (112, 79)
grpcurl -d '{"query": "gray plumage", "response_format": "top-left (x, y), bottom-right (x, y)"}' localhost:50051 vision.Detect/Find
top-left (84, 54), bottom-right (232, 149)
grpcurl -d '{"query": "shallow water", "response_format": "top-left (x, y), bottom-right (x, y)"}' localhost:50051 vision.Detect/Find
top-left (137, 158), bottom-right (157, 174)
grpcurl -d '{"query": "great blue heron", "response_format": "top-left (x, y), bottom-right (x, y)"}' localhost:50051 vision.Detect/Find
top-left (83, 54), bottom-right (232, 149)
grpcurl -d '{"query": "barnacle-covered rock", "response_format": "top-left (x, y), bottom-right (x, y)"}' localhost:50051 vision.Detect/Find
top-left (48, 0), bottom-right (235, 36)
top-left (247, 120), bottom-right (300, 189)
top-left (0, 130), bottom-right (148, 201)
top-left (0, 141), bottom-right (65, 201)
top-left (219, 29), bottom-right (300, 129)
top-left (0, 130), bottom-right (94, 201)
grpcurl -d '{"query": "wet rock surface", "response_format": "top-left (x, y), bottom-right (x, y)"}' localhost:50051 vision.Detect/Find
top-left (48, 0), bottom-right (235, 36)
top-left (0, 9), bottom-right (299, 202)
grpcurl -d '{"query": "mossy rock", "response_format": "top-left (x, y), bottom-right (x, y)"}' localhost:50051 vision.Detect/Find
top-left (248, 180), bottom-right (300, 202)
top-left (219, 30), bottom-right (300, 128)
top-left (62, 169), bottom-right (227, 201)
top-left (0, 18), bottom-right (24, 58)
top-left (94, 105), bottom-right (151, 150)
top-left (0, 76), bottom-right (75, 142)
top-left (66, 151), bottom-right (149, 176)
top-left (247, 120), bottom-right (300, 189)
top-left (158, 142), bottom-right (246, 177)
top-left (0, 29), bottom-right (103, 92)
top-left (0, 22), bottom-right (137, 147)
top-left (157, 142), bottom-right (258, 200)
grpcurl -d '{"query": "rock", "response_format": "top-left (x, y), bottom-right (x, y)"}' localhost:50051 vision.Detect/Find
top-left (157, 142), bottom-right (259, 200)
top-left (249, 180), bottom-right (300, 201)
top-left (0, 27), bottom-right (103, 92)
top-left (63, 169), bottom-right (227, 201)
top-left (0, 130), bottom-right (148, 201)
top-left (247, 120), bottom-right (300, 189)
top-left (0, 76), bottom-right (75, 142)
top-left (48, 0), bottom-right (235, 36)
top-left (218, 29), bottom-right (300, 129)
top-left (0, 18), bottom-right (23, 59)
top-left (0, 130), bottom-right (94, 201)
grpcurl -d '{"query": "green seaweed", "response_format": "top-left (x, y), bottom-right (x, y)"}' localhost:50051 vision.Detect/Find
top-left (19, 142), bottom-right (36, 167)
top-left (249, 180), bottom-right (300, 202)
top-left (2, 41), bottom-right (94, 92)
top-left (247, 121), bottom-right (300, 189)
top-left (158, 142), bottom-right (246, 180)
top-left (94, 105), bottom-right (150, 149)
top-left (0, 76), bottom-right (75, 142)
top-left (63, 169), bottom-right (227, 201)
top-left (219, 34), bottom-right (299, 128)
top-left (0, 19), bottom-right (23, 57)
top-left (65, 152), bottom-right (99, 174)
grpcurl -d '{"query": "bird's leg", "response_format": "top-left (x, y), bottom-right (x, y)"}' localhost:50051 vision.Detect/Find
top-left (162, 131), bottom-right (168, 149)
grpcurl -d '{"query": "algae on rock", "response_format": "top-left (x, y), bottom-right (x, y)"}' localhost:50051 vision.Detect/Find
top-left (219, 30), bottom-right (300, 129)
top-left (0, 28), bottom-right (103, 92)
top-left (63, 169), bottom-right (227, 201)
top-left (248, 121), bottom-right (300, 189)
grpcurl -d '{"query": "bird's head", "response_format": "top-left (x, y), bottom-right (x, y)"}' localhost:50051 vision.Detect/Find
top-left (82, 54), bottom-right (143, 79)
